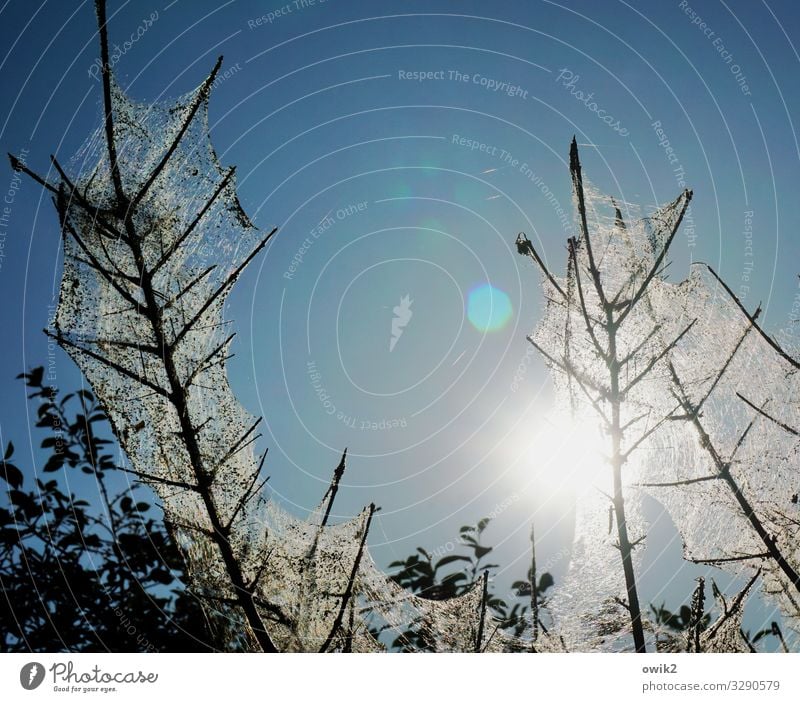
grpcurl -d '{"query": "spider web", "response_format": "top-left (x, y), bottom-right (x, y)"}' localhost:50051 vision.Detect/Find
top-left (528, 168), bottom-right (800, 650)
top-left (49, 69), bottom-right (501, 652)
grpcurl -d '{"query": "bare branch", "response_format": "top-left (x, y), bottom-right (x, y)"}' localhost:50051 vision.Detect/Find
top-left (728, 417), bottom-right (758, 463)
top-left (622, 403), bottom-right (682, 462)
top-left (526, 335), bottom-right (608, 399)
top-left (130, 56), bottom-right (224, 209)
top-left (475, 571), bottom-right (489, 652)
top-left (616, 189), bottom-right (692, 328)
top-left (318, 504), bottom-right (375, 652)
top-left (94, 0), bottom-right (125, 205)
top-left (150, 167), bottom-right (236, 275)
top-left (620, 319), bottom-right (697, 397)
top-left (212, 417), bottom-right (263, 476)
top-left (529, 522), bottom-right (539, 644)
top-left (225, 450), bottom-right (269, 532)
top-left (703, 570), bottom-right (761, 645)
top-left (8, 154), bottom-right (58, 193)
top-left (694, 322), bottom-right (757, 413)
top-left (49, 155), bottom-right (120, 230)
top-left (637, 474), bottom-right (718, 489)
top-left (320, 448), bottom-right (348, 528)
top-left (700, 263), bottom-right (800, 370)
top-left (45, 329), bottom-right (169, 399)
top-left (77, 336), bottom-right (160, 356)
top-left (670, 364), bottom-right (800, 592)
top-left (164, 265), bottom-right (217, 311)
top-left (56, 191), bottom-right (146, 313)
top-left (569, 237), bottom-right (608, 361)
top-left (619, 323), bottom-right (662, 368)
top-left (186, 332), bottom-right (236, 386)
top-left (117, 465), bottom-right (200, 492)
top-left (688, 553), bottom-right (770, 565)
top-left (737, 393), bottom-right (799, 436)
top-left (173, 228), bottom-right (278, 345)
top-left (569, 137), bottom-right (607, 309)
top-left (515, 232), bottom-right (567, 299)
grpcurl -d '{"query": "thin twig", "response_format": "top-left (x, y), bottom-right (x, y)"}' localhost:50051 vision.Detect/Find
top-left (737, 393), bottom-right (799, 436)
top-left (318, 504), bottom-right (375, 653)
top-left (700, 263), bottom-right (800, 370)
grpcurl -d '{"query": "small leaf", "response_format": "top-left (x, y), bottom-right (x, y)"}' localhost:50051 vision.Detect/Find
top-left (473, 545), bottom-right (492, 559)
top-left (42, 454), bottom-right (65, 472)
top-left (434, 555), bottom-right (471, 568)
top-left (1, 461), bottom-right (23, 489)
top-left (27, 367), bottom-right (44, 388)
top-left (151, 567), bottom-right (176, 585)
top-left (538, 572), bottom-right (555, 592)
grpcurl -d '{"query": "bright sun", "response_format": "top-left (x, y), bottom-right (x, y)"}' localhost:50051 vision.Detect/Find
top-left (527, 411), bottom-right (610, 501)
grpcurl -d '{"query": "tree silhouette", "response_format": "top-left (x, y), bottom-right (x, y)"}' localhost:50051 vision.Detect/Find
top-left (1, 367), bottom-right (215, 652)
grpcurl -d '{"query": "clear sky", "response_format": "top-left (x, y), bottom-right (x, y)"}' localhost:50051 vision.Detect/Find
top-left (2, 0), bottom-right (800, 640)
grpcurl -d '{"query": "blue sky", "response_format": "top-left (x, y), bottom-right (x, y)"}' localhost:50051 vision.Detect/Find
top-left (2, 0), bottom-right (800, 638)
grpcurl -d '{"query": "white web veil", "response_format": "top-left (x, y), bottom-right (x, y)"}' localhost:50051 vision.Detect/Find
top-left (521, 141), bottom-right (800, 651)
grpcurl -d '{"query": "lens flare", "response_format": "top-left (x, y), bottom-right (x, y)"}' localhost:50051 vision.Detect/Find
top-left (467, 283), bottom-right (512, 332)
